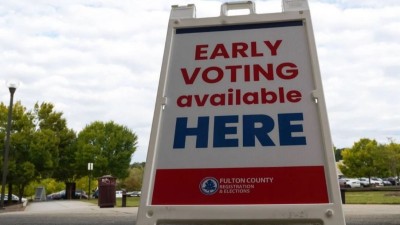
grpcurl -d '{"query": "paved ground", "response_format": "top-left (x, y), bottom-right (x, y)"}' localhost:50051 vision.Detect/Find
top-left (24, 200), bottom-right (135, 214)
top-left (0, 201), bottom-right (400, 225)
top-left (0, 201), bottom-right (137, 225)
top-left (343, 204), bottom-right (400, 225)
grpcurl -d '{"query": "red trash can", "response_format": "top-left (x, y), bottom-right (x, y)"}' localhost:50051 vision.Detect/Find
top-left (98, 175), bottom-right (116, 208)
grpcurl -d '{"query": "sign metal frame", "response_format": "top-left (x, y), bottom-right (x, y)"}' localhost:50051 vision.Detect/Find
top-left (137, 1), bottom-right (345, 225)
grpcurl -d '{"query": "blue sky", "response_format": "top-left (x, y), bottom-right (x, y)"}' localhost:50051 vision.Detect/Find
top-left (1, 0), bottom-right (399, 162)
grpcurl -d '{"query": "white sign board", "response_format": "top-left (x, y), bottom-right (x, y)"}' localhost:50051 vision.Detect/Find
top-left (34, 186), bottom-right (46, 201)
top-left (138, 1), bottom-right (345, 225)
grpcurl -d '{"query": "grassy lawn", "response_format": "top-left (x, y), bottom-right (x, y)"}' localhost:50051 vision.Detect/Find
top-left (84, 196), bottom-right (140, 207)
top-left (345, 191), bottom-right (400, 204)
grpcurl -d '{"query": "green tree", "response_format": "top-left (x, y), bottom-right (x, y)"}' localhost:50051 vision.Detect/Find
top-left (385, 141), bottom-right (400, 180)
top-left (25, 178), bottom-right (65, 199)
top-left (0, 103), bottom-right (8, 146)
top-left (74, 176), bottom-right (97, 196)
top-left (51, 130), bottom-right (77, 183)
top-left (119, 164), bottom-right (145, 191)
top-left (334, 147), bottom-right (344, 162)
top-left (76, 121), bottom-right (138, 179)
top-left (32, 102), bottom-right (77, 182)
top-left (12, 162), bottom-right (35, 201)
top-left (1, 101), bottom-right (76, 201)
top-left (339, 138), bottom-right (384, 182)
top-left (29, 129), bottom-right (59, 178)
top-left (1, 101), bottom-right (36, 202)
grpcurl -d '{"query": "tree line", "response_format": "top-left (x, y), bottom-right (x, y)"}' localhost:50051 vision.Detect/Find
top-left (337, 138), bottom-right (400, 181)
top-left (0, 101), bottom-right (138, 202)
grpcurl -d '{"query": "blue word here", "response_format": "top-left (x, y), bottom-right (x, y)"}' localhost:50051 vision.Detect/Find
top-left (173, 113), bottom-right (306, 149)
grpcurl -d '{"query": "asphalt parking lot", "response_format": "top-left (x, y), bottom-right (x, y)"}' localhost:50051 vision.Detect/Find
top-left (0, 201), bottom-right (399, 225)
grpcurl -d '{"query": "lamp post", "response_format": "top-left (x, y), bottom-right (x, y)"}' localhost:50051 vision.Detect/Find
top-left (88, 162), bottom-right (93, 200)
top-left (1, 81), bottom-right (19, 208)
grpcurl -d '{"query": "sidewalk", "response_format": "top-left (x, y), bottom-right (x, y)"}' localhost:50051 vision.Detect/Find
top-left (4, 200), bottom-right (400, 217)
top-left (25, 200), bottom-right (98, 213)
top-left (0, 203), bottom-right (26, 213)
top-left (22, 200), bottom-right (136, 215)
top-left (0, 200), bottom-right (137, 225)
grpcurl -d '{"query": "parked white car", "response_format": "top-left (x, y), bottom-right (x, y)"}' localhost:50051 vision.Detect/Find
top-left (358, 177), bottom-right (384, 187)
top-left (343, 178), bottom-right (361, 188)
top-left (0, 194), bottom-right (27, 204)
top-left (358, 178), bottom-right (370, 187)
top-left (116, 190), bottom-right (123, 198)
top-left (338, 178), bottom-right (347, 188)
top-left (371, 178), bottom-right (384, 187)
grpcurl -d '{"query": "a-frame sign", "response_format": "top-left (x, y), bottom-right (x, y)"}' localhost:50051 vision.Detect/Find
top-left (137, 1), bottom-right (346, 225)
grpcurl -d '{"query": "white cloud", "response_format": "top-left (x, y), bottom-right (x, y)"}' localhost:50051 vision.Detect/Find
top-left (1, 0), bottom-right (400, 163)
top-left (310, 1), bottom-right (400, 147)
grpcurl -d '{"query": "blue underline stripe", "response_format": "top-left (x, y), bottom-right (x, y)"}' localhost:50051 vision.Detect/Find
top-left (176, 20), bottom-right (303, 34)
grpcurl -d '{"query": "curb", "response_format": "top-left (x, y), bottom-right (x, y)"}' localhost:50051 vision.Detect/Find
top-left (0, 203), bottom-right (26, 213)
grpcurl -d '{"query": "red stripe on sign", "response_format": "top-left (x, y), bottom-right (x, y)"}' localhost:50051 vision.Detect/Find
top-left (152, 166), bottom-right (328, 205)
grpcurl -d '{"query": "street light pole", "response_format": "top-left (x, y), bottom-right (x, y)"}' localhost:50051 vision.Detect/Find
top-left (1, 81), bottom-right (19, 208)
top-left (88, 162), bottom-right (93, 200)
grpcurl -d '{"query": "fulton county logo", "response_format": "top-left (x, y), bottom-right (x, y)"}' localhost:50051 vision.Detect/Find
top-left (199, 177), bottom-right (219, 195)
